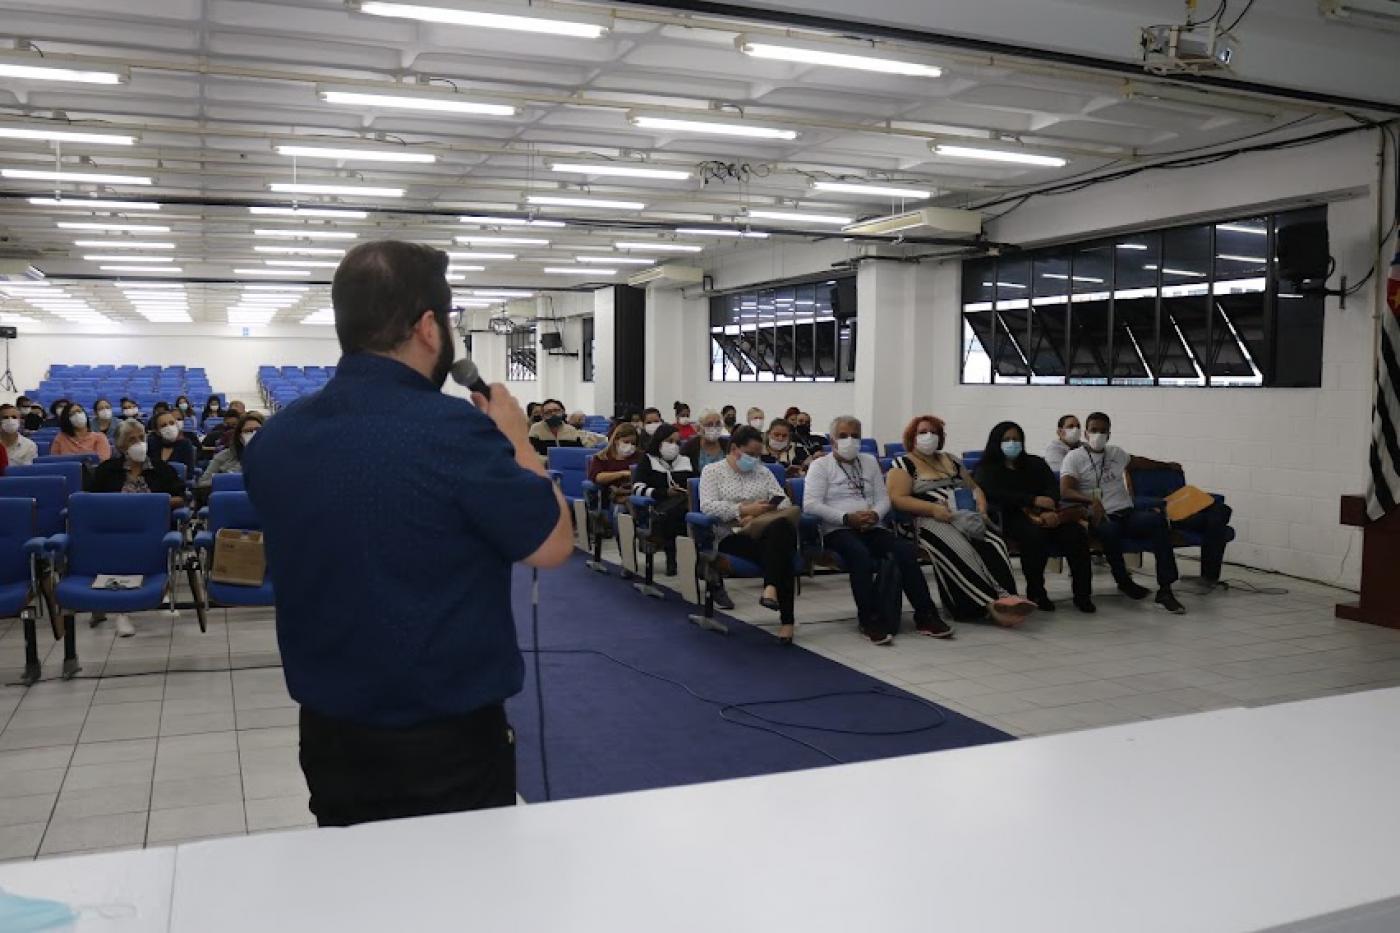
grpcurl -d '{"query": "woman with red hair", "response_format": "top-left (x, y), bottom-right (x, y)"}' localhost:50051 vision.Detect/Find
top-left (886, 414), bottom-right (1034, 627)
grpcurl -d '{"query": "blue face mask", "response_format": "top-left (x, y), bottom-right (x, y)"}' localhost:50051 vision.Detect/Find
top-left (1001, 440), bottom-right (1024, 460)
top-left (0, 888), bottom-right (79, 931)
top-left (736, 453), bottom-right (759, 473)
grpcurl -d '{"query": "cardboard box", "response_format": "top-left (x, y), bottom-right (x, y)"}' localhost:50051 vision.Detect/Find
top-left (1165, 485), bottom-right (1215, 523)
top-left (211, 528), bottom-right (266, 586)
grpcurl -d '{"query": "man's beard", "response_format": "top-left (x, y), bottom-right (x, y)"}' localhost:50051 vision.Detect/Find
top-left (430, 318), bottom-right (455, 388)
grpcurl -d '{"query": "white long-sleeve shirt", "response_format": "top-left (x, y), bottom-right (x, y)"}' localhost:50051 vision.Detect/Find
top-left (802, 452), bottom-right (889, 535)
top-left (699, 458), bottom-right (788, 531)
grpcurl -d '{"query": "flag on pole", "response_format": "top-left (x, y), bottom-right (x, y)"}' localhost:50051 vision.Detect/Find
top-left (1367, 249), bottom-right (1400, 520)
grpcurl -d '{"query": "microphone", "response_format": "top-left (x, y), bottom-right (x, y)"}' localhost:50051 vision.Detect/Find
top-left (449, 358), bottom-right (491, 400)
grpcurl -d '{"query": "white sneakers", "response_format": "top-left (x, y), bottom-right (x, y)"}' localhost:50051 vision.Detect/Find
top-left (114, 614), bottom-right (136, 637)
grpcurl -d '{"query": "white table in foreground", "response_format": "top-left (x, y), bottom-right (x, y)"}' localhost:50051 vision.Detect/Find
top-left (167, 688), bottom-right (1400, 933)
top-left (0, 847), bottom-right (175, 932)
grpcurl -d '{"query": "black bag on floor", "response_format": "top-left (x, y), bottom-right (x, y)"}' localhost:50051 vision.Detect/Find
top-left (874, 553), bottom-right (903, 635)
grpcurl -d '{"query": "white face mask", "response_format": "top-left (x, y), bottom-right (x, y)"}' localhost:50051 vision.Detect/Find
top-left (835, 436), bottom-right (860, 460)
top-left (96, 408), bottom-right (112, 421)
top-left (644, 422), bottom-right (661, 435)
top-left (1061, 426), bottom-right (1081, 446)
top-left (616, 442), bottom-right (636, 458)
top-left (1086, 432), bottom-right (1108, 452)
top-left (159, 424), bottom-right (181, 442)
top-left (0, 418), bottom-right (18, 435)
top-left (768, 437), bottom-right (789, 451)
top-left (677, 416), bottom-right (691, 426)
top-left (659, 441), bottom-right (680, 461)
top-left (240, 431), bottom-right (257, 447)
top-left (702, 426), bottom-right (723, 441)
top-left (177, 402), bottom-right (188, 411)
top-left (122, 408), bottom-right (138, 417)
top-left (126, 441), bottom-right (148, 463)
top-left (915, 431), bottom-right (941, 455)
top-left (749, 418), bottom-right (764, 430)
top-left (69, 412), bottom-right (88, 429)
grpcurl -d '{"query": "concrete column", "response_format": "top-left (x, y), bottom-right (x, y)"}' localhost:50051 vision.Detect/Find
top-left (590, 286), bottom-right (616, 416)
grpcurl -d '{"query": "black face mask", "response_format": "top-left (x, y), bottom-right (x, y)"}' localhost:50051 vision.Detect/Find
top-left (430, 316), bottom-right (455, 389)
top-left (722, 415), bottom-right (737, 428)
top-left (794, 424), bottom-right (810, 436)
top-left (545, 414), bottom-right (565, 428)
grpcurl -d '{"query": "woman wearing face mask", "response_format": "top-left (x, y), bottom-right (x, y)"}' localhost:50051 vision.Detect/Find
top-left (761, 418), bottom-right (809, 477)
top-left (0, 404), bottom-right (37, 466)
top-left (700, 425), bottom-right (798, 642)
top-left (149, 410), bottom-right (198, 477)
top-left (745, 407), bottom-right (767, 432)
top-left (91, 398), bottom-right (118, 441)
top-left (974, 421), bottom-right (1094, 614)
top-left (887, 415), bottom-right (1034, 627)
top-left (640, 407), bottom-right (666, 450)
top-left (91, 419), bottom-right (186, 637)
top-left (45, 399), bottom-right (71, 429)
top-left (631, 423), bottom-right (699, 578)
top-left (587, 423), bottom-right (643, 503)
top-left (200, 394), bottom-right (224, 424)
top-left (1043, 414), bottom-right (1082, 472)
top-left (49, 403), bottom-right (112, 460)
top-left (681, 410), bottom-right (730, 471)
top-left (672, 402), bottom-right (697, 441)
top-left (119, 398), bottom-right (141, 422)
top-left (197, 412), bottom-right (265, 501)
top-left (173, 395), bottom-right (197, 430)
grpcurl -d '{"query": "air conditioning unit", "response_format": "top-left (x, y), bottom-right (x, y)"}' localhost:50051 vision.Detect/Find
top-left (1320, 0), bottom-right (1400, 29)
top-left (842, 207), bottom-right (982, 238)
top-left (627, 264), bottom-right (704, 289)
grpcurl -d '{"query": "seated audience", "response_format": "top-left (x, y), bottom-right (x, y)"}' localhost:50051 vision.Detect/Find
top-left (762, 418), bottom-right (809, 476)
top-left (641, 407), bottom-right (666, 447)
top-left (119, 398), bottom-right (141, 421)
top-left (631, 423), bottom-right (697, 577)
top-left (1043, 414), bottom-right (1082, 471)
top-left (0, 404), bottom-right (38, 465)
top-left (50, 403), bottom-right (112, 460)
top-left (148, 402), bottom-right (172, 426)
top-left (672, 401), bottom-right (697, 441)
top-left (699, 425), bottom-right (798, 643)
top-left (682, 410), bottom-right (730, 470)
top-left (720, 404), bottom-right (738, 433)
top-left (888, 415), bottom-right (1034, 626)
top-left (804, 416), bottom-right (946, 644)
top-left (91, 419), bottom-right (185, 638)
top-left (526, 401), bottom-right (542, 424)
top-left (587, 423), bottom-right (642, 502)
top-left (975, 421), bottom-right (1095, 613)
top-left (200, 412), bottom-right (240, 460)
top-left (746, 407), bottom-right (766, 431)
top-left (92, 398), bottom-right (118, 441)
top-left (569, 410), bottom-right (607, 447)
top-left (528, 398), bottom-right (582, 455)
top-left (17, 397), bottom-right (44, 433)
top-left (790, 411), bottom-right (825, 460)
top-left (44, 399), bottom-right (70, 428)
top-left (173, 395), bottom-right (198, 430)
top-left (228, 400), bottom-right (247, 417)
top-left (198, 412), bottom-right (264, 495)
top-left (200, 394), bottom-right (224, 423)
top-left (150, 410), bottom-right (198, 477)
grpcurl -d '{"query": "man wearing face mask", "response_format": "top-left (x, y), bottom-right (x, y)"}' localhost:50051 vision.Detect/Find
top-left (632, 422), bottom-right (700, 578)
top-left (1061, 411), bottom-right (1188, 614)
top-left (527, 398), bottom-right (583, 456)
top-left (1043, 414), bottom-right (1082, 472)
top-left (789, 412), bottom-right (825, 461)
top-left (244, 240), bottom-right (574, 828)
top-left (0, 404), bottom-right (37, 466)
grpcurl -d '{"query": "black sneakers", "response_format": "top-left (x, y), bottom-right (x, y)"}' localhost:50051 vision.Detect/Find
top-left (1073, 597), bottom-right (1097, 614)
top-left (1030, 593), bottom-right (1057, 612)
top-left (1155, 588), bottom-right (1186, 614)
top-left (915, 616), bottom-right (955, 639)
top-left (710, 584), bottom-right (735, 611)
top-left (1116, 579), bottom-right (1151, 600)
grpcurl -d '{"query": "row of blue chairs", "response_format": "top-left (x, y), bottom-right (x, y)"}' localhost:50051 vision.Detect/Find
top-left (259, 366), bottom-right (333, 411)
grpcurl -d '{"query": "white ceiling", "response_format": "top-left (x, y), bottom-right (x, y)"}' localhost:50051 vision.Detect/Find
top-left (0, 0), bottom-right (1386, 325)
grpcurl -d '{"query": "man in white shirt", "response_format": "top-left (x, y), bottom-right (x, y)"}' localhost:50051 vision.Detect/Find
top-left (803, 416), bottom-right (948, 644)
top-left (0, 404), bottom-right (38, 465)
top-left (1043, 414), bottom-right (1081, 471)
top-left (1060, 411), bottom-right (1186, 614)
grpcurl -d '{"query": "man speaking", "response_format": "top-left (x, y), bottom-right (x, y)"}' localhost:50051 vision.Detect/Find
top-left (245, 240), bottom-right (573, 827)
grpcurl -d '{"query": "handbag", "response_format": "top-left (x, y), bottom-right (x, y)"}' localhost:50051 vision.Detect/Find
top-left (1165, 485), bottom-right (1214, 523)
top-left (738, 505), bottom-right (802, 537)
top-left (948, 509), bottom-right (989, 541)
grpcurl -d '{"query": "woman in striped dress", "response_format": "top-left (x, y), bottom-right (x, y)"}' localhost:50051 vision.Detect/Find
top-left (887, 415), bottom-right (1035, 627)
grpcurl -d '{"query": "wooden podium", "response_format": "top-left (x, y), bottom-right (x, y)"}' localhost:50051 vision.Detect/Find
top-left (1337, 495), bottom-right (1400, 629)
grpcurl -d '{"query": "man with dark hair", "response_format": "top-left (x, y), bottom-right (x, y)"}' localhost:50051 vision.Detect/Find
top-left (245, 239), bottom-right (575, 828)
top-left (1044, 413), bottom-right (1082, 471)
top-left (528, 397), bottom-right (581, 455)
top-left (1060, 412), bottom-right (1189, 613)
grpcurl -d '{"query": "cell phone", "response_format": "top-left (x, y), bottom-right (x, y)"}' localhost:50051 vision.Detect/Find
top-left (768, 495), bottom-right (785, 506)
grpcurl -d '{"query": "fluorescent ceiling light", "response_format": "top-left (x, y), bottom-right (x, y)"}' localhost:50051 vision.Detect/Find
top-left (614, 241), bottom-right (703, 253)
top-left (0, 126), bottom-right (135, 145)
top-left (0, 55), bottom-right (127, 85)
top-left (545, 267), bottom-right (615, 275)
top-left (254, 229), bottom-right (359, 240)
top-left (254, 246), bottom-right (346, 256)
top-left (675, 227), bottom-right (770, 239)
top-left (3, 168), bottom-right (151, 184)
top-left (473, 289), bottom-right (534, 297)
top-left (526, 195), bottom-right (645, 210)
top-left (59, 222), bottom-right (170, 232)
top-left (301, 309), bottom-right (335, 325)
top-left (456, 300), bottom-right (498, 308)
top-left (275, 144), bottom-right (435, 164)
top-left (1217, 223), bottom-right (1267, 235)
top-left (234, 268), bottom-right (312, 276)
top-left (737, 37), bottom-right (942, 78)
top-left (83, 254), bottom-right (173, 263)
top-left (455, 235), bottom-right (550, 246)
top-left (242, 284), bottom-right (309, 291)
top-left (74, 240), bottom-right (174, 249)
top-left (116, 282), bottom-right (184, 289)
top-left (101, 265), bottom-right (182, 273)
top-left (458, 215), bottom-right (565, 227)
top-left (1144, 265), bottom-right (1207, 277)
top-left (932, 144), bottom-right (1067, 167)
top-left (811, 181), bottom-right (933, 199)
top-left (265, 259), bottom-right (340, 268)
top-left (448, 251), bottom-right (516, 260)
top-left (29, 197), bottom-right (159, 210)
top-left (137, 310), bottom-right (192, 322)
top-left (356, 1), bottom-right (609, 38)
top-left (268, 182), bottom-right (403, 197)
top-left (548, 161), bottom-right (690, 180)
top-left (249, 206), bottom-right (369, 219)
top-left (575, 255), bottom-right (653, 265)
top-left (318, 87), bottom-right (518, 117)
top-left (1217, 254), bottom-right (1266, 263)
top-left (228, 310), bottom-right (277, 325)
top-left (746, 209), bottom-right (853, 226)
top-left (1116, 243), bottom-right (1149, 250)
top-left (628, 112), bottom-right (798, 141)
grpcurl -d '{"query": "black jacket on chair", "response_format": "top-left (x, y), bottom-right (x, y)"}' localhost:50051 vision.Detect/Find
top-left (91, 456), bottom-right (185, 498)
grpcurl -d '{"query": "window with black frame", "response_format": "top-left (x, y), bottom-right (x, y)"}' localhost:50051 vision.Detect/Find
top-left (709, 277), bottom-right (856, 382)
top-left (581, 316), bottom-right (594, 383)
top-left (507, 324), bottom-right (537, 382)
top-left (960, 206), bottom-right (1325, 387)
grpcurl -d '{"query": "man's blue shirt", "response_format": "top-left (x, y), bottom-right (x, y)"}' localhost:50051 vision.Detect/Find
top-left (244, 353), bottom-right (559, 727)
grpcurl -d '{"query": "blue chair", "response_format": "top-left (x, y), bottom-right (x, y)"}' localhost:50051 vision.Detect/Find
top-left (884, 442), bottom-right (906, 458)
top-left (859, 438), bottom-right (879, 454)
top-left (960, 451), bottom-right (983, 472)
top-left (0, 476), bottom-right (68, 538)
top-left (193, 492), bottom-right (273, 608)
top-left (0, 497), bottom-right (60, 684)
top-left (37, 453), bottom-right (100, 467)
top-left (6, 462), bottom-right (83, 498)
top-left (211, 473), bottom-right (246, 493)
top-left (48, 494), bottom-right (184, 666)
top-left (1125, 467), bottom-right (1236, 558)
top-left (546, 447), bottom-right (594, 505)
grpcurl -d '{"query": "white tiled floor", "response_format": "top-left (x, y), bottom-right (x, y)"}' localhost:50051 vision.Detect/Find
top-left (0, 556), bottom-right (1395, 864)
